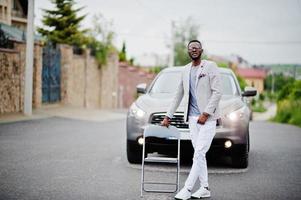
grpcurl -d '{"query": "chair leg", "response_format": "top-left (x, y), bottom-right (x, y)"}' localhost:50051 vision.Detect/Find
top-left (140, 136), bottom-right (181, 195)
top-left (140, 142), bottom-right (146, 197)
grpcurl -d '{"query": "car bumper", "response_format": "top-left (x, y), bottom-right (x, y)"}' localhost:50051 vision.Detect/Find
top-left (128, 124), bottom-right (247, 151)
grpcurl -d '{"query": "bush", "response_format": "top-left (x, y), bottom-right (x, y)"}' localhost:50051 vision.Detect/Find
top-left (274, 100), bottom-right (301, 127)
top-left (266, 92), bottom-right (277, 102)
top-left (252, 101), bottom-right (267, 113)
top-left (277, 82), bottom-right (293, 101)
top-left (273, 80), bottom-right (301, 127)
top-left (290, 80), bottom-right (301, 100)
top-left (149, 66), bottom-right (163, 74)
top-left (259, 93), bottom-right (265, 101)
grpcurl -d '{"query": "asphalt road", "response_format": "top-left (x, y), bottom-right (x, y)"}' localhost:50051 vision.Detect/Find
top-left (0, 117), bottom-right (300, 200)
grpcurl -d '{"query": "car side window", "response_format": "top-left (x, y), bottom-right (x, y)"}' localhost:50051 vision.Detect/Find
top-left (221, 74), bottom-right (240, 96)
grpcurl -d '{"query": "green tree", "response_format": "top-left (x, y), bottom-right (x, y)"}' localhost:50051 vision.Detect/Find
top-left (87, 13), bottom-right (115, 65)
top-left (290, 80), bottom-right (301, 100)
top-left (237, 75), bottom-right (247, 90)
top-left (119, 41), bottom-right (127, 62)
top-left (129, 57), bottom-right (135, 65)
top-left (264, 73), bottom-right (295, 93)
top-left (38, 0), bottom-right (87, 46)
top-left (89, 13), bottom-right (114, 47)
top-left (173, 17), bottom-right (203, 66)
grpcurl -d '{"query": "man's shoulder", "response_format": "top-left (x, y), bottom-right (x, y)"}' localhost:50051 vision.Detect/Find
top-left (184, 62), bottom-right (191, 68)
top-left (203, 59), bottom-right (218, 67)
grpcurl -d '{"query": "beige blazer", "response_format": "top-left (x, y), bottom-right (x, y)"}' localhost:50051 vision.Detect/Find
top-left (166, 60), bottom-right (222, 122)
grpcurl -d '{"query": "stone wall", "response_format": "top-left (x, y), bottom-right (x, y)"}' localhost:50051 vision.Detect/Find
top-left (0, 41), bottom-right (42, 114)
top-left (118, 62), bottom-right (156, 108)
top-left (0, 48), bottom-right (22, 113)
top-left (0, 42), bottom-right (118, 115)
top-left (60, 45), bottom-right (119, 109)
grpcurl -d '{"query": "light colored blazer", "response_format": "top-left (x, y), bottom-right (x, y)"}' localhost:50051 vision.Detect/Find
top-left (166, 60), bottom-right (222, 122)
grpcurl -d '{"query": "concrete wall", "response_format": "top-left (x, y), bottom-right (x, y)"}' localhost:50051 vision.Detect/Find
top-left (0, 41), bottom-right (42, 114)
top-left (86, 53), bottom-right (101, 108)
top-left (0, 42), bottom-right (118, 115)
top-left (99, 53), bottom-right (119, 109)
top-left (60, 45), bottom-right (119, 109)
top-left (118, 62), bottom-right (156, 108)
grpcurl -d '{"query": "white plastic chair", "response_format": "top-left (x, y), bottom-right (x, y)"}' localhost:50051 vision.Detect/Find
top-left (140, 125), bottom-right (181, 197)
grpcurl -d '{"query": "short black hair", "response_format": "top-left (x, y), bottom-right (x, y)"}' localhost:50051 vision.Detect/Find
top-left (188, 40), bottom-right (202, 47)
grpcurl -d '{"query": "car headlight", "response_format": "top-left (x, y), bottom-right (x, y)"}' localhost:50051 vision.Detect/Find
top-left (129, 103), bottom-right (146, 118)
top-left (225, 106), bottom-right (245, 121)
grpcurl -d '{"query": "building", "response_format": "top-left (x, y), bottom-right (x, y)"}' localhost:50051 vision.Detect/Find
top-left (236, 68), bottom-right (267, 93)
top-left (0, 0), bottom-right (27, 31)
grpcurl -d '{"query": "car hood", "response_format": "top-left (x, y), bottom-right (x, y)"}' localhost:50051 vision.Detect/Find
top-left (135, 93), bottom-right (245, 116)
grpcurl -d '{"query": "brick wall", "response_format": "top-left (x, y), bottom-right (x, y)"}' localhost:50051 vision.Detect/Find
top-left (118, 62), bottom-right (156, 108)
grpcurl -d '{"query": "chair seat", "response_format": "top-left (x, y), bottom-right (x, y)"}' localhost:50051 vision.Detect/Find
top-left (144, 156), bottom-right (178, 163)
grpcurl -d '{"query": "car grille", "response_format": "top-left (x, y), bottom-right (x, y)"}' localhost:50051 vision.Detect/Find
top-left (150, 113), bottom-right (189, 129)
top-left (150, 113), bottom-right (221, 128)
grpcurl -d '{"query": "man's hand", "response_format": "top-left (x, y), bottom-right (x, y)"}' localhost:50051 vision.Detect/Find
top-left (197, 113), bottom-right (209, 124)
top-left (161, 116), bottom-right (171, 127)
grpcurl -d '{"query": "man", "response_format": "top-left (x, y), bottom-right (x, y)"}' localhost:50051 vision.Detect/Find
top-left (161, 40), bottom-right (222, 200)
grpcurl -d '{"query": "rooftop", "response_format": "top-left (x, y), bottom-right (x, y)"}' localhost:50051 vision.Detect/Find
top-left (0, 22), bottom-right (42, 42)
top-left (236, 68), bottom-right (267, 79)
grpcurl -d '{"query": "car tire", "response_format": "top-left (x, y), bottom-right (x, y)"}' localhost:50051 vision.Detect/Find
top-left (127, 140), bottom-right (142, 164)
top-left (231, 144), bottom-right (248, 168)
top-left (247, 132), bottom-right (250, 152)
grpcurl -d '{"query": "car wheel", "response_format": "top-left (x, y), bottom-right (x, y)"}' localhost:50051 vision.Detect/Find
top-left (231, 144), bottom-right (248, 168)
top-left (127, 140), bottom-right (142, 164)
top-left (247, 133), bottom-right (250, 152)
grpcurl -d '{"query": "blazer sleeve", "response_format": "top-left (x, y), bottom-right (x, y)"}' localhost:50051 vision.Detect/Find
top-left (166, 72), bottom-right (184, 119)
top-left (204, 63), bottom-right (222, 116)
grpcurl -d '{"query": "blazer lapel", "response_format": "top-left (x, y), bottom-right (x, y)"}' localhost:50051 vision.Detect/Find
top-left (195, 60), bottom-right (206, 89)
top-left (184, 63), bottom-right (191, 94)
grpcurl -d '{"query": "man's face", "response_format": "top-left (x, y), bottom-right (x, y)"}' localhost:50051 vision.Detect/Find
top-left (188, 42), bottom-right (203, 60)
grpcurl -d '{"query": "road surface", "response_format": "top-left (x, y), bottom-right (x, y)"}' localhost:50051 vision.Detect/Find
top-left (0, 117), bottom-right (300, 200)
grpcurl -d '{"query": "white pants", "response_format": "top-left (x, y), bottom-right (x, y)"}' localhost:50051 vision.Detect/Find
top-left (184, 116), bottom-right (216, 190)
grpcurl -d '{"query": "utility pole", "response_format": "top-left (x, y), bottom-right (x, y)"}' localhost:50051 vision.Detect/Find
top-left (168, 21), bottom-right (175, 67)
top-left (24, 0), bottom-right (34, 115)
top-left (271, 71), bottom-right (274, 94)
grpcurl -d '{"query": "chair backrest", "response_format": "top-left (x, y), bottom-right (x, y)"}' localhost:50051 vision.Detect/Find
top-left (143, 125), bottom-right (180, 139)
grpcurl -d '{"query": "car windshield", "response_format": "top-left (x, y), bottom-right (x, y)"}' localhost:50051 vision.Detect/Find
top-left (149, 71), bottom-right (239, 95)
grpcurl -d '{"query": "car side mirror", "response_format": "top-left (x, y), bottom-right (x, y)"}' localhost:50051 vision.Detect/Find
top-left (136, 83), bottom-right (147, 94)
top-left (242, 86), bottom-right (257, 97)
